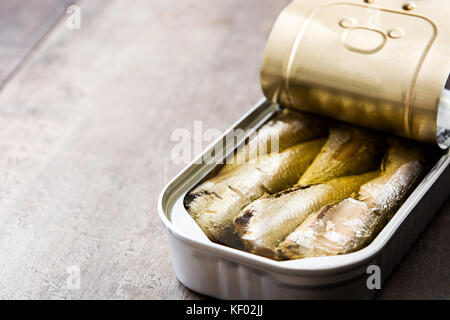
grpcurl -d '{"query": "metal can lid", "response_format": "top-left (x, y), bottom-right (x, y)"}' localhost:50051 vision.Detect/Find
top-left (261, 0), bottom-right (450, 148)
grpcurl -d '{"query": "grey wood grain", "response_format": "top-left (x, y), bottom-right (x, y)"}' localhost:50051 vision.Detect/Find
top-left (0, 0), bottom-right (447, 299)
top-left (0, 0), bottom-right (291, 299)
top-left (0, 0), bottom-right (74, 88)
top-left (375, 198), bottom-right (450, 300)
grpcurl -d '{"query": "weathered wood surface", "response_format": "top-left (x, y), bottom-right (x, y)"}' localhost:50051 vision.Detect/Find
top-left (0, 0), bottom-right (448, 299)
top-left (0, 0), bottom-right (74, 87)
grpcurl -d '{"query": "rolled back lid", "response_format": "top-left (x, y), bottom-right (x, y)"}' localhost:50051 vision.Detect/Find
top-left (261, 0), bottom-right (450, 148)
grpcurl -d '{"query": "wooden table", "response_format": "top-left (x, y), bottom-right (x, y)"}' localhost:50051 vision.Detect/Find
top-left (0, 0), bottom-right (448, 299)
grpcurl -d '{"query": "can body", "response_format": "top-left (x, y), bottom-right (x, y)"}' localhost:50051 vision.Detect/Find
top-left (158, 99), bottom-right (450, 299)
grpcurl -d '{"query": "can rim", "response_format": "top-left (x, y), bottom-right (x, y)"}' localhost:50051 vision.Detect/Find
top-left (158, 99), bottom-right (450, 278)
top-left (437, 75), bottom-right (450, 149)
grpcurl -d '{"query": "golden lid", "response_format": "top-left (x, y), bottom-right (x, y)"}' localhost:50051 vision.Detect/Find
top-left (261, 0), bottom-right (450, 147)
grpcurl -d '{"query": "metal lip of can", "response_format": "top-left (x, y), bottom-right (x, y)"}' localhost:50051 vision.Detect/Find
top-left (158, 99), bottom-right (450, 299)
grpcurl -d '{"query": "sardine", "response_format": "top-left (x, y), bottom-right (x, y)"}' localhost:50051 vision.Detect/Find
top-left (297, 125), bottom-right (385, 186)
top-left (277, 140), bottom-right (426, 260)
top-left (234, 171), bottom-right (378, 259)
top-left (184, 138), bottom-right (326, 246)
top-left (223, 108), bottom-right (327, 172)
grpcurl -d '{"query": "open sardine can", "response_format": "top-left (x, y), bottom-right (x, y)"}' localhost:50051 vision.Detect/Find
top-left (159, 0), bottom-right (450, 299)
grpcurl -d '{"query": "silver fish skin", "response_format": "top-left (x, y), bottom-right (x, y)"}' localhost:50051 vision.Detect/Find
top-left (234, 171), bottom-right (378, 259)
top-left (277, 140), bottom-right (426, 260)
top-left (184, 138), bottom-right (326, 246)
top-left (297, 125), bottom-right (385, 186)
top-left (223, 108), bottom-right (327, 171)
